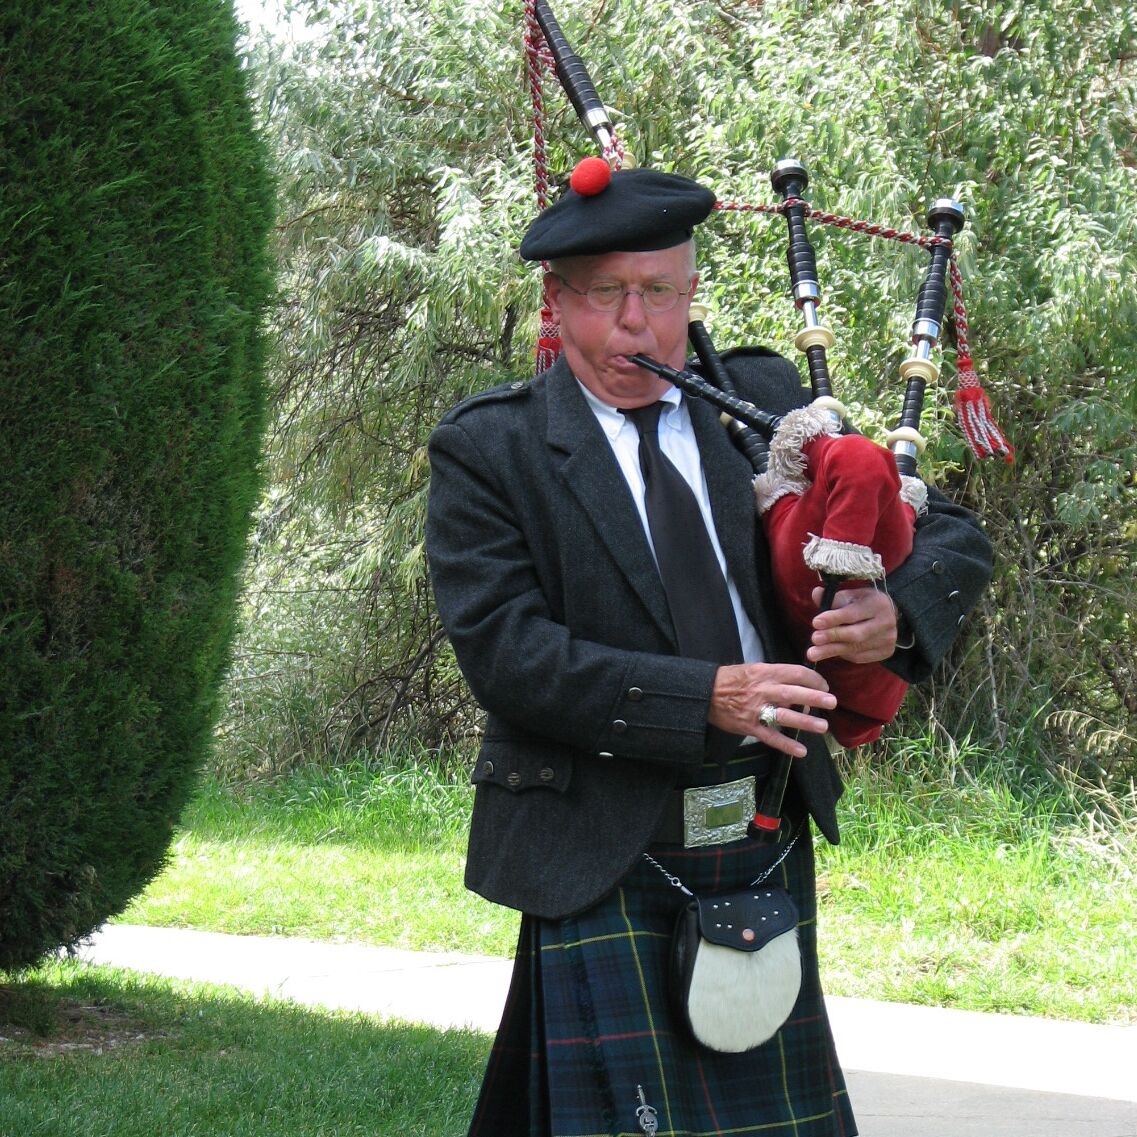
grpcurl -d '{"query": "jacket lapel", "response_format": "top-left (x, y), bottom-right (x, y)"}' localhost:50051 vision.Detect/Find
top-left (543, 359), bottom-right (676, 644)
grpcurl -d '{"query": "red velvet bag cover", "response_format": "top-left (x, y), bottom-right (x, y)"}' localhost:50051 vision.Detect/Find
top-left (756, 409), bottom-right (921, 746)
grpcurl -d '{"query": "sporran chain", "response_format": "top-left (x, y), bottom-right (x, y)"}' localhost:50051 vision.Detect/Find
top-left (642, 824), bottom-right (802, 896)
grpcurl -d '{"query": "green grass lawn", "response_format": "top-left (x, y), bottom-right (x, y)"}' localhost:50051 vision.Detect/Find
top-left (119, 752), bottom-right (1136, 1025)
top-left (123, 759), bottom-right (521, 955)
top-left (0, 961), bottom-right (486, 1137)
top-left (814, 748), bottom-right (1137, 1023)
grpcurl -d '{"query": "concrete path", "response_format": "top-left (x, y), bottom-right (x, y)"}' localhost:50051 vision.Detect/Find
top-left (79, 924), bottom-right (1136, 1136)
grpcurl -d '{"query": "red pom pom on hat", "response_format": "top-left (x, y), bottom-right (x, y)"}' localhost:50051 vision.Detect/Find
top-left (569, 156), bottom-right (612, 196)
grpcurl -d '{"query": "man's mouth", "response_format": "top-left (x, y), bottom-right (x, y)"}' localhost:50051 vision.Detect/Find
top-left (612, 353), bottom-right (648, 370)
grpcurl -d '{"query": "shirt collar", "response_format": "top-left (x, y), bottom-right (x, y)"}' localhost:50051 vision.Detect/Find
top-left (576, 378), bottom-right (683, 442)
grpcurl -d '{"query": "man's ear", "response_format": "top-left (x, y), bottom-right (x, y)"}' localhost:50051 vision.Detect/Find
top-left (544, 272), bottom-right (564, 321)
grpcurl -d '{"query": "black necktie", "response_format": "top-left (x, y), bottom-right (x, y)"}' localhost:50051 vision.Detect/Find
top-left (623, 402), bottom-right (743, 666)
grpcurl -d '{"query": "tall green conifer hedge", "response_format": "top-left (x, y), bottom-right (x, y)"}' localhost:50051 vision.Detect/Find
top-left (0, 0), bottom-right (273, 970)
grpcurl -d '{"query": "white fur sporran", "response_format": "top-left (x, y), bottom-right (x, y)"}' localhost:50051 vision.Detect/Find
top-left (670, 886), bottom-right (802, 1053)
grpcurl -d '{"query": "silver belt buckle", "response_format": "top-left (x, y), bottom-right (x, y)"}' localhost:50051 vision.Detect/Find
top-left (682, 775), bottom-right (756, 848)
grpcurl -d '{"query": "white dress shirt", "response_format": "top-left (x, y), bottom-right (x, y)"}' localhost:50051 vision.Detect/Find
top-left (578, 380), bottom-right (765, 664)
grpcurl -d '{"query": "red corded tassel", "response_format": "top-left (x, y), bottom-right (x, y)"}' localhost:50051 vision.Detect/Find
top-left (536, 305), bottom-right (561, 372)
top-left (536, 336), bottom-right (561, 372)
top-left (954, 358), bottom-right (1014, 463)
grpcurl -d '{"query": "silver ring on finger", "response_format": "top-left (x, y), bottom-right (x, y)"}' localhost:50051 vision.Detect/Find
top-left (759, 703), bottom-right (781, 729)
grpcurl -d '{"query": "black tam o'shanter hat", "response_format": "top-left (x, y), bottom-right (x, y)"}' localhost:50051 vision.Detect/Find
top-left (519, 161), bottom-right (716, 261)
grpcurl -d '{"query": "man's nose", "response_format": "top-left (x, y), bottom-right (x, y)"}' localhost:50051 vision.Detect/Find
top-left (617, 289), bottom-right (649, 327)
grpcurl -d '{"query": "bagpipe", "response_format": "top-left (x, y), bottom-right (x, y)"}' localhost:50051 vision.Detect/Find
top-left (524, 0), bottom-right (1011, 838)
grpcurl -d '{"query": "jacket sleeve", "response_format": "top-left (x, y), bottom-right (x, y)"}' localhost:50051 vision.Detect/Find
top-left (426, 413), bottom-right (717, 771)
top-left (884, 486), bottom-right (993, 683)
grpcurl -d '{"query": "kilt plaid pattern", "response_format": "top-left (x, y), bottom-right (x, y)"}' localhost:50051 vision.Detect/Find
top-left (468, 811), bottom-right (857, 1137)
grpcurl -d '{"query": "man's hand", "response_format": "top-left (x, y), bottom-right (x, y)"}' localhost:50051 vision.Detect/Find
top-left (708, 663), bottom-right (836, 758)
top-left (806, 586), bottom-right (898, 665)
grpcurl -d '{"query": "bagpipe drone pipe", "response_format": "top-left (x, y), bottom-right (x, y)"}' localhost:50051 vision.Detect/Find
top-left (523, 0), bottom-right (1012, 837)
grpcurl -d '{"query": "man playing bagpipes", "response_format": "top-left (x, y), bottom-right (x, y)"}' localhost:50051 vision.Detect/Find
top-left (426, 165), bottom-right (993, 1136)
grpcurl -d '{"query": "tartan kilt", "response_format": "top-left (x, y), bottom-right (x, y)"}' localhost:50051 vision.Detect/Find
top-left (468, 818), bottom-right (857, 1137)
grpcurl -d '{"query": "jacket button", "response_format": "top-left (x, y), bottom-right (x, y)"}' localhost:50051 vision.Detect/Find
top-left (958, 614), bottom-right (967, 627)
top-left (598, 751), bottom-right (614, 759)
top-left (539, 767), bottom-right (555, 782)
top-left (481, 761), bottom-right (494, 776)
top-left (507, 771), bottom-right (522, 787)
top-left (948, 589), bottom-right (960, 600)
top-left (932, 560), bottom-right (945, 574)
top-left (612, 719), bottom-right (628, 734)
top-left (510, 380), bottom-right (525, 390)
top-left (627, 687), bottom-right (643, 701)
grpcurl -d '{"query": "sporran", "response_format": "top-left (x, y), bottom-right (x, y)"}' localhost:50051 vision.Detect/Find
top-left (645, 828), bottom-right (803, 1053)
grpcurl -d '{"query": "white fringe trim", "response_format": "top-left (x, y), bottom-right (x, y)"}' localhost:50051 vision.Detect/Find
top-left (768, 405), bottom-right (841, 477)
top-left (899, 475), bottom-right (928, 516)
top-left (803, 534), bottom-right (885, 581)
top-left (752, 405), bottom-right (839, 517)
top-left (754, 470), bottom-right (807, 515)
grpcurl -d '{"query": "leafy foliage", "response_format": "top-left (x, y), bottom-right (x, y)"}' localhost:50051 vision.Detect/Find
top-left (231, 0), bottom-right (1137, 781)
top-left (0, 0), bottom-right (274, 969)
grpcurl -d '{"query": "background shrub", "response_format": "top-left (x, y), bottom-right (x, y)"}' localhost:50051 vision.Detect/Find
top-left (226, 0), bottom-right (1136, 785)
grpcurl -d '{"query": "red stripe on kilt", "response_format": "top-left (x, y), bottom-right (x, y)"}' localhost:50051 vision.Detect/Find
top-left (549, 1029), bottom-right (666, 1046)
top-left (695, 1047), bottom-right (725, 1132)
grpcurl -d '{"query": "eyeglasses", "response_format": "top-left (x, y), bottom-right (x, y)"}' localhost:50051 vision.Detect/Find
top-left (554, 275), bottom-right (691, 314)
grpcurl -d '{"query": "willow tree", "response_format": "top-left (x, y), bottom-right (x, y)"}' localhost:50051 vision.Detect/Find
top-left (0, 0), bottom-right (274, 970)
top-left (234, 0), bottom-right (1136, 781)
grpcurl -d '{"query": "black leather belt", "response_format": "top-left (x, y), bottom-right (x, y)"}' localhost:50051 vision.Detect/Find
top-left (655, 750), bottom-right (773, 847)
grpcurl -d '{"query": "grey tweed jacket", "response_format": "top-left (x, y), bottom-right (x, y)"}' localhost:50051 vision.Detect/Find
top-left (426, 349), bottom-right (992, 920)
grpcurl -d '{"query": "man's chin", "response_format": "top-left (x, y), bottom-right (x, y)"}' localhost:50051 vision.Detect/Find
top-left (601, 367), bottom-right (667, 406)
